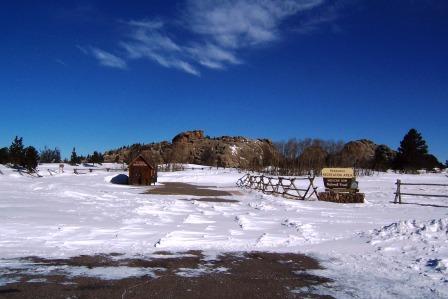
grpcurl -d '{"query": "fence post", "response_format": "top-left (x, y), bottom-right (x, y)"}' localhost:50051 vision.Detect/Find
top-left (306, 176), bottom-right (319, 200)
top-left (394, 179), bottom-right (401, 204)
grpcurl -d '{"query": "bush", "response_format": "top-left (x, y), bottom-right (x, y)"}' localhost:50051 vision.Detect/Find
top-left (39, 146), bottom-right (61, 163)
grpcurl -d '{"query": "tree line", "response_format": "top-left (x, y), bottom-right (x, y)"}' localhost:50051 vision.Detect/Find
top-left (268, 129), bottom-right (445, 175)
top-left (1, 129), bottom-right (444, 174)
top-left (0, 137), bottom-right (105, 171)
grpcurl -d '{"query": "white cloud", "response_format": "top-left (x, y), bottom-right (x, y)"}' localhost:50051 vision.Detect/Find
top-left (185, 0), bottom-right (324, 48)
top-left (82, 47), bottom-right (127, 69)
top-left (83, 0), bottom-right (336, 75)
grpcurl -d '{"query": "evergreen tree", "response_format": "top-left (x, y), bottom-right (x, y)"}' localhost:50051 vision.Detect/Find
top-left (24, 146), bottom-right (39, 172)
top-left (0, 147), bottom-right (9, 164)
top-left (423, 154), bottom-right (443, 170)
top-left (78, 155), bottom-right (86, 163)
top-left (9, 136), bottom-right (25, 167)
top-left (394, 129), bottom-right (429, 171)
top-left (70, 147), bottom-right (79, 165)
top-left (91, 151), bottom-right (99, 165)
top-left (88, 151), bottom-right (104, 165)
top-left (98, 152), bottom-right (104, 164)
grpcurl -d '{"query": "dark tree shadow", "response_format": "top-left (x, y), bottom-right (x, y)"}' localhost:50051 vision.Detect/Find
top-left (390, 201), bottom-right (448, 208)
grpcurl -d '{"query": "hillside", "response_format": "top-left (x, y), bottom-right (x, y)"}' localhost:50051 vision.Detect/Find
top-left (103, 130), bottom-right (403, 171)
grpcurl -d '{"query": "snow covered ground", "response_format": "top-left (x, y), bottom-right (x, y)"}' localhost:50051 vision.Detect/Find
top-left (0, 163), bottom-right (447, 297)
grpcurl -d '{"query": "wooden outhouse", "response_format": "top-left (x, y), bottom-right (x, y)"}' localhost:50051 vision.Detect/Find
top-left (128, 155), bottom-right (157, 185)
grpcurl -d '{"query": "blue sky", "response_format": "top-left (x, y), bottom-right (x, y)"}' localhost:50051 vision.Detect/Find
top-left (0, 0), bottom-right (447, 161)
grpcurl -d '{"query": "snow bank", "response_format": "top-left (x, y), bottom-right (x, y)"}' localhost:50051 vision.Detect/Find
top-left (369, 218), bottom-right (448, 244)
top-left (313, 218), bottom-right (448, 298)
top-left (1, 166), bottom-right (448, 297)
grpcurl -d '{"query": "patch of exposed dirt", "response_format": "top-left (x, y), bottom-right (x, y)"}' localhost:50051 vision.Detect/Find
top-left (145, 182), bottom-right (233, 197)
top-left (0, 251), bottom-right (332, 299)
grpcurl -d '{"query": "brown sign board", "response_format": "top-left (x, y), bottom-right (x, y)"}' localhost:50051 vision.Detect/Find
top-left (322, 168), bottom-right (356, 191)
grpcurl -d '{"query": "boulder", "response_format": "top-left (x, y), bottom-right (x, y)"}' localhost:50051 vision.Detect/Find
top-left (338, 139), bottom-right (376, 167)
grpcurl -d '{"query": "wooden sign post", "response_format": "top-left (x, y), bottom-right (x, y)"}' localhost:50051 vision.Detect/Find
top-left (318, 168), bottom-right (364, 203)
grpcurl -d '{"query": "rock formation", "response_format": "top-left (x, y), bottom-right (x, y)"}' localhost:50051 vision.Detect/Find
top-left (104, 132), bottom-right (398, 171)
top-left (104, 130), bottom-right (279, 168)
top-left (336, 139), bottom-right (377, 167)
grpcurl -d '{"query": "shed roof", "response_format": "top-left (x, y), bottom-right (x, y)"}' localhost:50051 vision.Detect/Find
top-left (129, 155), bottom-right (155, 169)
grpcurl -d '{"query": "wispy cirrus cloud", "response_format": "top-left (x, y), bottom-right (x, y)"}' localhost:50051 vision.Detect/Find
top-left (119, 20), bottom-right (200, 75)
top-left (79, 46), bottom-right (127, 69)
top-left (82, 0), bottom-right (337, 75)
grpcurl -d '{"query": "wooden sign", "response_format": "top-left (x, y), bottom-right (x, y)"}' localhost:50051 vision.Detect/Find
top-left (322, 168), bottom-right (356, 191)
top-left (322, 168), bottom-right (354, 179)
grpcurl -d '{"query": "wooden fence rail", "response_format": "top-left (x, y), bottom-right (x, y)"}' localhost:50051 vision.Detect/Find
top-left (394, 179), bottom-right (448, 204)
top-left (236, 174), bottom-right (319, 200)
top-left (73, 168), bottom-right (127, 174)
top-left (157, 165), bottom-right (230, 172)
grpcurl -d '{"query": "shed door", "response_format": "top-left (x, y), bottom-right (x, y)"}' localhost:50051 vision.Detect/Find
top-left (131, 167), bottom-right (144, 185)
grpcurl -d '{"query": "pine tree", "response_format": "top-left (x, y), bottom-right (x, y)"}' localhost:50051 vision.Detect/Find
top-left (0, 147), bottom-right (9, 164)
top-left (9, 136), bottom-right (25, 167)
top-left (91, 151), bottom-right (99, 165)
top-left (88, 151), bottom-right (104, 165)
top-left (24, 146), bottom-right (39, 172)
top-left (98, 152), bottom-right (104, 164)
top-left (394, 129), bottom-right (429, 171)
top-left (70, 147), bottom-right (79, 165)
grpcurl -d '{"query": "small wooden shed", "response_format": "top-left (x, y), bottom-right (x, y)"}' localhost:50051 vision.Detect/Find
top-left (128, 155), bottom-right (157, 185)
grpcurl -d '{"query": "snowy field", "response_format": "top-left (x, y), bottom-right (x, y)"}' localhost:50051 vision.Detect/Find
top-left (0, 163), bottom-right (447, 298)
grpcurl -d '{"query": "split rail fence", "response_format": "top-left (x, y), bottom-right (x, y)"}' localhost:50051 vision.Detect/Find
top-left (73, 168), bottom-right (126, 174)
top-left (237, 174), bottom-right (319, 200)
top-left (394, 179), bottom-right (448, 204)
